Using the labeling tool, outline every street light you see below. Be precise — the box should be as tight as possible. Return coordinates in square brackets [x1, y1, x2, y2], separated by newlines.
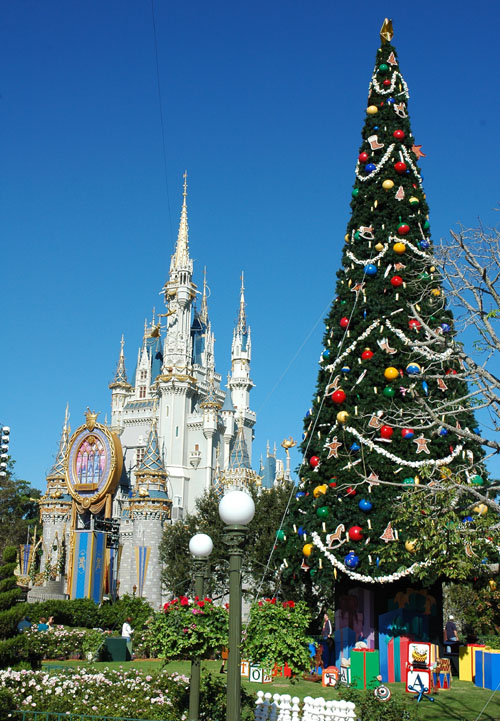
[0, 426, 10, 479]
[188, 532, 213, 721]
[218, 490, 255, 721]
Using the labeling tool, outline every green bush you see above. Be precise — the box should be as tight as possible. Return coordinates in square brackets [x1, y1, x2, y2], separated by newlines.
[0, 604, 28, 638]
[0, 635, 42, 670]
[242, 598, 312, 676]
[198, 672, 254, 721]
[477, 635, 500, 649]
[97, 594, 154, 631]
[0, 686, 14, 720]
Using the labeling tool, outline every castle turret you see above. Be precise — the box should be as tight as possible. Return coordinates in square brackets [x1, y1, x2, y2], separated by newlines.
[109, 336, 133, 430]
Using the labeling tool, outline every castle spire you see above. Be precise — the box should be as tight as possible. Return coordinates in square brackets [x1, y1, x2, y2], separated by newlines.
[172, 171, 190, 271]
[110, 335, 131, 389]
[199, 266, 209, 326]
[136, 417, 167, 478]
[47, 404, 71, 480]
[237, 271, 247, 335]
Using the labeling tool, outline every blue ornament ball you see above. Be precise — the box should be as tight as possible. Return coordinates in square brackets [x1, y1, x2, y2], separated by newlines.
[420, 240, 431, 249]
[365, 264, 377, 276]
[350, 443, 360, 453]
[296, 492, 305, 500]
[298, 526, 306, 536]
[345, 552, 360, 568]
[462, 516, 474, 524]
[359, 499, 373, 512]
[305, 408, 312, 418]
[365, 163, 376, 173]
[387, 97, 395, 104]
[439, 427, 448, 436]
[406, 362, 421, 375]
[342, 365, 351, 373]
[322, 349, 331, 361]
[441, 323, 451, 333]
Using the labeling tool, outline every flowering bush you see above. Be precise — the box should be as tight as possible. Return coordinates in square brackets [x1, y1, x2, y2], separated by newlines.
[146, 596, 228, 661]
[0, 667, 189, 719]
[242, 598, 312, 676]
[23, 626, 109, 660]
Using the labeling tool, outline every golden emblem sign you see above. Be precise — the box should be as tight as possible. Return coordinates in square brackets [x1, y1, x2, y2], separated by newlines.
[65, 410, 123, 510]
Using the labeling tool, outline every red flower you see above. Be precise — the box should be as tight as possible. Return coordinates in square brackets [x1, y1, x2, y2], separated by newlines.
[194, 596, 199, 601]
[225, 603, 230, 609]
[258, 601, 263, 607]
[196, 600, 205, 608]
[204, 597, 212, 603]
[180, 596, 189, 606]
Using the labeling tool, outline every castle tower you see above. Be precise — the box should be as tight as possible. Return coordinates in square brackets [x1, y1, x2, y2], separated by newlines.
[38, 405, 72, 580]
[109, 336, 133, 431]
[229, 273, 255, 463]
[122, 417, 171, 607]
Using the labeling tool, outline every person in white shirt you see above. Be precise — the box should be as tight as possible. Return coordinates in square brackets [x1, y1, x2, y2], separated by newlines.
[121, 617, 133, 641]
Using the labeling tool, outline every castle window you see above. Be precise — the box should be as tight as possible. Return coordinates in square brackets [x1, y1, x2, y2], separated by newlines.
[136, 447, 145, 466]
[139, 386, 146, 399]
[140, 370, 147, 380]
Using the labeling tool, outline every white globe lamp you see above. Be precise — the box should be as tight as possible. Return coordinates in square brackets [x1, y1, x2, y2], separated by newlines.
[218, 490, 255, 526]
[188, 533, 213, 558]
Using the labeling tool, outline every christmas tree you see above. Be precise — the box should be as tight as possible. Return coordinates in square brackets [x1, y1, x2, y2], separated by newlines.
[279, 20, 491, 602]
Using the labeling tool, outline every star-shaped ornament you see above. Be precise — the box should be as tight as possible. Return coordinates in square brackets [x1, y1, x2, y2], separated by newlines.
[414, 435, 430, 454]
[325, 437, 342, 459]
[368, 471, 380, 486]
[351, 281, 366, 294]
[412, 144, 426, 159]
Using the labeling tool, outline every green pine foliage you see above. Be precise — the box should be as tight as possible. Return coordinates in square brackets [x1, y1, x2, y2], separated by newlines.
[278, 35, 488, 600]
[0, 546, 38, 668]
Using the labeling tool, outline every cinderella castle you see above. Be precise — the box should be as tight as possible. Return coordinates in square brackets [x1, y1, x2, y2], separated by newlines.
[34, 176, 290, 608]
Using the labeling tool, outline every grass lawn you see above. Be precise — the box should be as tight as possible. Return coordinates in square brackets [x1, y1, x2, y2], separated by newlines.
[42, 659, 500, 721]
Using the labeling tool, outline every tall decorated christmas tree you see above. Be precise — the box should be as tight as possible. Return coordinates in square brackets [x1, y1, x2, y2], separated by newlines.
[278, 21, 492, 642]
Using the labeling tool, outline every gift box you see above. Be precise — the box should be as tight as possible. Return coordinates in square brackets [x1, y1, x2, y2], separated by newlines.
[432, 658, 451, 689]
[459, 644, 486, 682]
[350, 648, 380, 689]
[474, 648, 500, 691]
[334, 626, 356, 668]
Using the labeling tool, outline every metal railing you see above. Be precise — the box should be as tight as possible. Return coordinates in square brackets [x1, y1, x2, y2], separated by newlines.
[9, 712, 178, 721]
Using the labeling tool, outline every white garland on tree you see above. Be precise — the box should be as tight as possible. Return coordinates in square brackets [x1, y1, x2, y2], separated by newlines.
[370, 70, 410, 99]
[355, 143, 395, 183]
[343, 425, 463, 468]
[324, 320, 381, 373]
[384, 319, 454, 361]
[311, 530, 433, 583]
[401, 146, 423, 188]
[346, 245, 388, 266]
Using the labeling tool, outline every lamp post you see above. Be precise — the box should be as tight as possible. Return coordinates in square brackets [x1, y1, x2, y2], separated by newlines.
[0, 425, 10, 478]
[218, 490, 255, 721]
[188, 532, 213, 721]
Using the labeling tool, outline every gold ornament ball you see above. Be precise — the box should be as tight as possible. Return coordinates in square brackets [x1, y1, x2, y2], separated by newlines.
[367, 105, 378, 115]
[337, 411, 349, 424]
[344, 233, 350, 243]
[313, 484, 328, 498]
[375, 242, 384, 251]
[414, 475, 421, 485]
[384, 366, 399, 381]
[382, 179, 394, 190]
[473, 503, 488, 516]
[489, 579, 497, 591]
[393, 242, 406, 255]
[303, 543, 314, 557]
[430, 266, 436, 272]
[409, 196, 419, 205]
[431, 288, 441, 297]
[405, 539, 417, 553]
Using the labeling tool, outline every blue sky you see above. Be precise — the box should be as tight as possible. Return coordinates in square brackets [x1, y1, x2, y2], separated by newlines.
[2, 0, 499, 490]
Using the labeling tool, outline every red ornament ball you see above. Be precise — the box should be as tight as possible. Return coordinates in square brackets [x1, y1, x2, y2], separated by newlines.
[348, 525, 364, 541]
[331, 389, 346, 404]
[397, 223, 410, 236]
[383, 78, 391, 87]
[393, 129, 405, 140]
[361, 349, 374, 360]
[346, 487, 357, 497]
[394, 161, 407, 174]
[358, 152, 369, 163]
[401, 428, 415, 439]
[329, 478, 337, 488]
[380, 425, 394, 439]
[309, 456, 320, 468]
[340, 317, 350, 329]
[390, 275, 403, 287]
[446, 369, 458, 375]
[408, 319, 421, 330]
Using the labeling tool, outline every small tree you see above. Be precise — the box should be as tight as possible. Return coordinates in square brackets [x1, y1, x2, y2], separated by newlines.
[0, 546, 39, 668]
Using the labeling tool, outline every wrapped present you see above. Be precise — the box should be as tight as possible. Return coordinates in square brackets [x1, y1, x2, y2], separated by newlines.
[334, 626, 356, 667]
[459, 644, 486, 682]
[432, 658, 451, 689]
[350, 648, 380, 689]
[474, 648, 500, 691]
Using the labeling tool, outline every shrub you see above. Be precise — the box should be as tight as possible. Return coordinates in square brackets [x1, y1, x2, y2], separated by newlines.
[242, 598, 312, 676]
[97, 594, 154, 631]
[147, 596, 228, 661]
[199, 672, 254, 721]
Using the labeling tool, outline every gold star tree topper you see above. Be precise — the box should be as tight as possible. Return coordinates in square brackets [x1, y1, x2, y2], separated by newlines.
[380, 18, 394, 44]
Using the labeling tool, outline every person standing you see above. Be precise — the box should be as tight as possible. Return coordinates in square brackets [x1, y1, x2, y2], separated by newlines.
[121, 617, 133, 642]
[321, 612, 333, 667]
[444, 615, 459, 653]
